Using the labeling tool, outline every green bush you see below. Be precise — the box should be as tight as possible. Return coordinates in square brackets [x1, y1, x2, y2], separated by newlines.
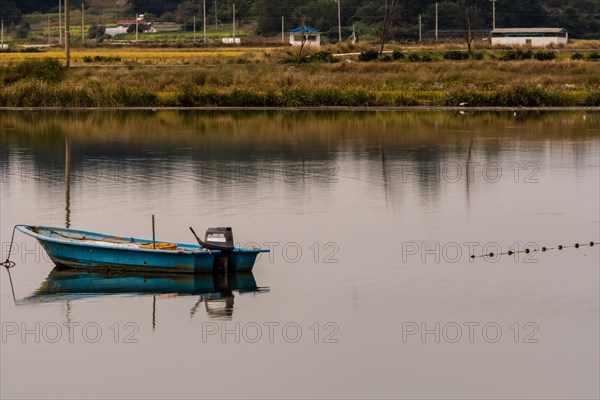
[443, 51, 469, 60]
[587, 52, 600, 61]
[421, 54, 433, 62]
[281, 51, 339, 64]
[533, 51, 556, 61]
[88, 25, 106, 40]
[358, 49, 379, 62]
[583, 90, 600, 106]
[408, 53, 420, 62]
[82, 55, 122, 63]
[306, 51, 338, 63]
[15, 58, 65, 83]
[176, 85, 378, 107]
[392, 50, 404, 60]
[473, 51, 485, 60]
[571, 52, 584, 60]
[443, 85, 575, 107]
[382, 55, 393, 62]
[495, 85, 572, 106]
[499, 49, 533, 61]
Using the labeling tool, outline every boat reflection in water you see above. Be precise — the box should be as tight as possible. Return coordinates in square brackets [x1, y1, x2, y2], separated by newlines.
[19, 267, 269, 321]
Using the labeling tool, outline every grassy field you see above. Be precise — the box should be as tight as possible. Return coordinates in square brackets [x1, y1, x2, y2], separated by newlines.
[1, 44, 599, 108]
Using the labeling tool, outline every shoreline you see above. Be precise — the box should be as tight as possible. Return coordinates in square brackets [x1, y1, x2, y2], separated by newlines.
[1, 106, 599, 112]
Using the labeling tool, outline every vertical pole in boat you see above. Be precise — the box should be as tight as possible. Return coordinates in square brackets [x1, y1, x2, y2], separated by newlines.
[152, 214, 156, 249]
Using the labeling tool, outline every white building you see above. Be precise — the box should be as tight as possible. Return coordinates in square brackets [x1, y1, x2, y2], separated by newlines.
[289, 25, 321, 47]
[491, 28, 568, 47]
[105, 26, 129, 36]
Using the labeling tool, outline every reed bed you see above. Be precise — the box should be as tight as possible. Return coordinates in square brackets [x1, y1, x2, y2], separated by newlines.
[1, 57, 598, 107]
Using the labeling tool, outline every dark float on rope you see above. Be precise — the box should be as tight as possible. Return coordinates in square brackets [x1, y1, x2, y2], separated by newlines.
[470, 241, 599, 259]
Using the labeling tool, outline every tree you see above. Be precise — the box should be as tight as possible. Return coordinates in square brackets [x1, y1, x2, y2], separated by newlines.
[175, 0, 200, 23]
[459, 0, 485, 56]
[14, 21, 30, 38]
[0, 0, 22, 22]
[297, 17, 307, 64]
[88, 25, 106, 40]
[379, 0, 399, 54]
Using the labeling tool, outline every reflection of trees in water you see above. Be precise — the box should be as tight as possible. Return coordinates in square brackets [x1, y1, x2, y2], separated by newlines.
[2, 111, 597, 204]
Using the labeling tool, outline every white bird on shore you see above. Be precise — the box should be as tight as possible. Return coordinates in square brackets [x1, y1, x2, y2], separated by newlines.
[459, 102, 468, 106]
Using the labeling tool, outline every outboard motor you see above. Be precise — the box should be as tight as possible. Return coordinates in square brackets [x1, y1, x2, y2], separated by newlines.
[205, 227, 234, 251]
[189, 226, 236, 272]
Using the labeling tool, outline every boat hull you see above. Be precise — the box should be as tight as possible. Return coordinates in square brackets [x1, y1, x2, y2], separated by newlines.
[18, 226, 216, 274]
[43, 241, 215, 273]
[17, 225, 268, 274]
[212, 251, 266, 272]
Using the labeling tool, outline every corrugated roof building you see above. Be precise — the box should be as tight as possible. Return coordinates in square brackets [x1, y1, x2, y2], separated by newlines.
[491, 28, 568, 47]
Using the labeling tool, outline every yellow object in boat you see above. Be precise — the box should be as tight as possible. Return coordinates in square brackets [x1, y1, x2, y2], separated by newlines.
[139, 243, 178, 250]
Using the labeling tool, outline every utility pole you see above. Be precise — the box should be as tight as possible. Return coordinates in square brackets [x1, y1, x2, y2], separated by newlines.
[193, 14, 196, 44]
[48, 17, 51, 43]
[1, 20, 4, 48]
[419, 14, 422, 43]
[435, 2, 438, 43]
[135, 14, 138, 41]
[337, 0, 342, 43]
[232, 3, 235, 42]
[81, 3, 84, 43]
[59, 0, 62, 44]
[65, 0, 70, 67]
[281, 16, 284, 43]
[215, 1, 218, 29]
[490, 0, 497, 30]
[203, 0, 207, 43]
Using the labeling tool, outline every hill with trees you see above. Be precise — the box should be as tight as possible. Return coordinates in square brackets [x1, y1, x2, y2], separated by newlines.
[2, 0, 598, 39]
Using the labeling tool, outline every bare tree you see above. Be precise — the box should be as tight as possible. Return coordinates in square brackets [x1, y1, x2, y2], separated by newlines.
[465, 8, 473, 56]
[462, 0, 482, 58]
[379, 0, 399, 55]
[297, 17, 307, 65]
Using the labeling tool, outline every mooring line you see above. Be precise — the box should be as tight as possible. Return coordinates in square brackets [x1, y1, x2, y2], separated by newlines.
[471, 241, 598, 259]
[1, 225, 24, 269]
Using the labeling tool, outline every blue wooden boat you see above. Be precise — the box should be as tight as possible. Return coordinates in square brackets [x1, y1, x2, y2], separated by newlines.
[17, 225, 268, 274]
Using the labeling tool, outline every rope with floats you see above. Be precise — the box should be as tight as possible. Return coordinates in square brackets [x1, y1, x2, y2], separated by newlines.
[471, 241, 598, 259]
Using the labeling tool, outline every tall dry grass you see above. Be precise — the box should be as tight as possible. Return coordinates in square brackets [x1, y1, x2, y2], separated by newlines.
[1, 56, 598, 107]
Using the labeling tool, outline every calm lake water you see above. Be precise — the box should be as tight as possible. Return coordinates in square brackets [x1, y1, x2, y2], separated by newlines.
[1, 110, 599, 399]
